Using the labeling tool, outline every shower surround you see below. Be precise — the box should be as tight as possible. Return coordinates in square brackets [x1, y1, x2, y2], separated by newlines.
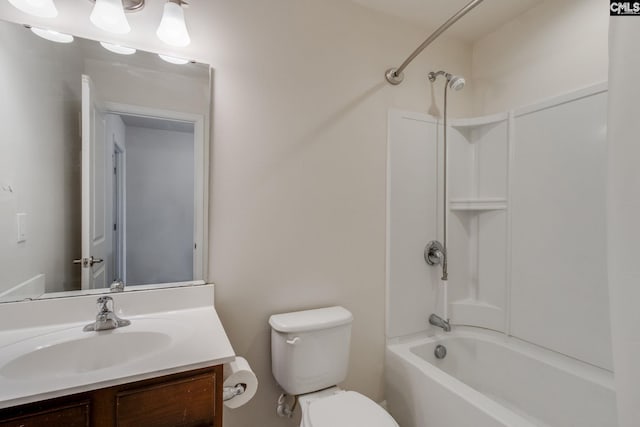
[385, 83, 613, 426]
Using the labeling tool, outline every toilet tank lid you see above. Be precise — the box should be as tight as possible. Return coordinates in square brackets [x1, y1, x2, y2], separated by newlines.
[269, 306, 353, 333]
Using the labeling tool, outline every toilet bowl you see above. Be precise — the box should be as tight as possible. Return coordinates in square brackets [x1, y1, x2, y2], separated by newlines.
[298, 387, 398, 427]
[269, 306, 398, 427]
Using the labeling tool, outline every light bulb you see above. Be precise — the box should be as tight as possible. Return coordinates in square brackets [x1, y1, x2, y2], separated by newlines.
[158, 54, 189, 65]
[8, 0, 58, 18]
[30, 27, 73, 43]
[156, 1, 191, 47]
[90, 0, 131, 34]
[100, 41, 136, 55]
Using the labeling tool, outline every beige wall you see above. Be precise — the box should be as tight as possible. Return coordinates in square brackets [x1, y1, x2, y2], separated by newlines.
[206, 2, 470, 426]
[471, 0, 608, 115]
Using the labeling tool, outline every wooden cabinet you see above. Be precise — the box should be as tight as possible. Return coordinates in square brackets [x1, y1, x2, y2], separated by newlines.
[0, 401, 90, 427]
[115, 371, 217, 427]
[0, 365, 223, 427]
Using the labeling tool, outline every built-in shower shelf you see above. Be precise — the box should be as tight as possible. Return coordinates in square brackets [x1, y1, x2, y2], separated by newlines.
[450, 112, 509, 129]
[449, 198, 507, 211]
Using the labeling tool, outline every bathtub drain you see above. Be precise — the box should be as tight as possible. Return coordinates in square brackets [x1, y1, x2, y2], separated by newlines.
[434, 344, 447, 359]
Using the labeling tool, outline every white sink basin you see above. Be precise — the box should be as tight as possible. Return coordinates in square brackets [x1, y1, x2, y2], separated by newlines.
[0, 318, 186, 380]
[0, 285, 236, 410]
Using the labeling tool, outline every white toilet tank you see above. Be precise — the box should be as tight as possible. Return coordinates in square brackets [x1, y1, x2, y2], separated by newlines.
[269, 306, 353, 396]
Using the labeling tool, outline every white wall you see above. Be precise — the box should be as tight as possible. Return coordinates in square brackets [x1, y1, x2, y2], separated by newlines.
[0, 22, 82, 295]
[388, 87, 612, 375]
[510, 89, 611, 370]
[386, 111, 442, 339]
[607, 17, 640, 427]
[463, 0, 612, 372]
[471, 0, 608, 115]
[125, 126, 194, 286]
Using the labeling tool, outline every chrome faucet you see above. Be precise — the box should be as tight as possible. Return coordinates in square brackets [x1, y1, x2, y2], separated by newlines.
[110, 279, 125, 292]
[83, 296, 131, 332]
[429, 313, 451, 332]
[425, 240, 448, 281]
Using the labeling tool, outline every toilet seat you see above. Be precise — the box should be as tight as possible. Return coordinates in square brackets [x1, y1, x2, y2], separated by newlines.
[303, 391, 398, 427]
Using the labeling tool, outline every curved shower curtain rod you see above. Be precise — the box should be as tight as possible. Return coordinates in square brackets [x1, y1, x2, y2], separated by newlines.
[385, 0, 485, 85]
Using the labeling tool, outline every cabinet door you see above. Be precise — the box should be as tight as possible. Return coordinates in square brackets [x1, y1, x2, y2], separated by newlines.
[0, 401, 90, 427]
[116, 371, 217, 427]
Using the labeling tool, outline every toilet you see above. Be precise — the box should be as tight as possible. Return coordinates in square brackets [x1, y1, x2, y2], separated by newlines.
[269, 306, 398, 427]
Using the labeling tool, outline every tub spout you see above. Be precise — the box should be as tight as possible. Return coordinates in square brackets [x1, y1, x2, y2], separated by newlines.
[429, 313, 451, 332]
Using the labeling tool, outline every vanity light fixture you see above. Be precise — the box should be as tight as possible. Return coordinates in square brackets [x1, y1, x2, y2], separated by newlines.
[7, 0, 58, 18]
[158, 53, 189, 65]
[89, 0, 145, 34]
[30, 26, 74, 43]
[100, 41, 136, 55]
[12, 0, 194, 50]
[156, 0, 191, 47]
[90, 0, 130, 34]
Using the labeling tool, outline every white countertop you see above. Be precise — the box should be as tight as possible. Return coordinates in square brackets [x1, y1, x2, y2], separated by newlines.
[0, 284, 235, 409]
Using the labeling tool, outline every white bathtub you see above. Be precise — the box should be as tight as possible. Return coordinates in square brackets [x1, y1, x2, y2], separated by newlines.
[385, 328, 617, 427]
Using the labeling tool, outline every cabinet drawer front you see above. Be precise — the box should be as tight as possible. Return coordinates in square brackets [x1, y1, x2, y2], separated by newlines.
[116, 372, 216, 427]
[0, 401, 89, 427]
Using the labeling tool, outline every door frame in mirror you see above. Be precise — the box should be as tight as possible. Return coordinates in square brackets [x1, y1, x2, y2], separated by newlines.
[101, 101, 209, 284]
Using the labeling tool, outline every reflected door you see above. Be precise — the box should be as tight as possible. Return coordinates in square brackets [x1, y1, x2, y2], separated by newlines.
[80, 75, 108, 290]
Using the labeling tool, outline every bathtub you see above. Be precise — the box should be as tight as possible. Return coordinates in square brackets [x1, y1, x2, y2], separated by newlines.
[385, 328, 617, 427]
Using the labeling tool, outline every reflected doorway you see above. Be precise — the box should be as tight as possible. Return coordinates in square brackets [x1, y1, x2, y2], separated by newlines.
[104, 113, 196, 287]
[81, 75, 205, 290]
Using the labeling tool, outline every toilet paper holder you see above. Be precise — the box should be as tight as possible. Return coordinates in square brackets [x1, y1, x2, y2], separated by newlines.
[223, 383, 247, 401]
[223, 356, 258, 408]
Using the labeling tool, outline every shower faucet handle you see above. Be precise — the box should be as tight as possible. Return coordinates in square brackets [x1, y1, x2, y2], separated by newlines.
[425, 240, 445, 265]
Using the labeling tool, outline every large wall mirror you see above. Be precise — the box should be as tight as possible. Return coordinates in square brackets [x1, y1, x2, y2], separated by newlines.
[0, 19, 211, 303]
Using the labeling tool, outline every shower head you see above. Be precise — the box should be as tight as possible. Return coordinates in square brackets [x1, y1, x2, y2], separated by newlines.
[428, 70, 466, 91]
[448, 75, 465, 91]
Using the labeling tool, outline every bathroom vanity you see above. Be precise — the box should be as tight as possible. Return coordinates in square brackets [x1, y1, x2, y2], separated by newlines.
[0, 365, 223, 426]
[0, 285, 235, 427]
